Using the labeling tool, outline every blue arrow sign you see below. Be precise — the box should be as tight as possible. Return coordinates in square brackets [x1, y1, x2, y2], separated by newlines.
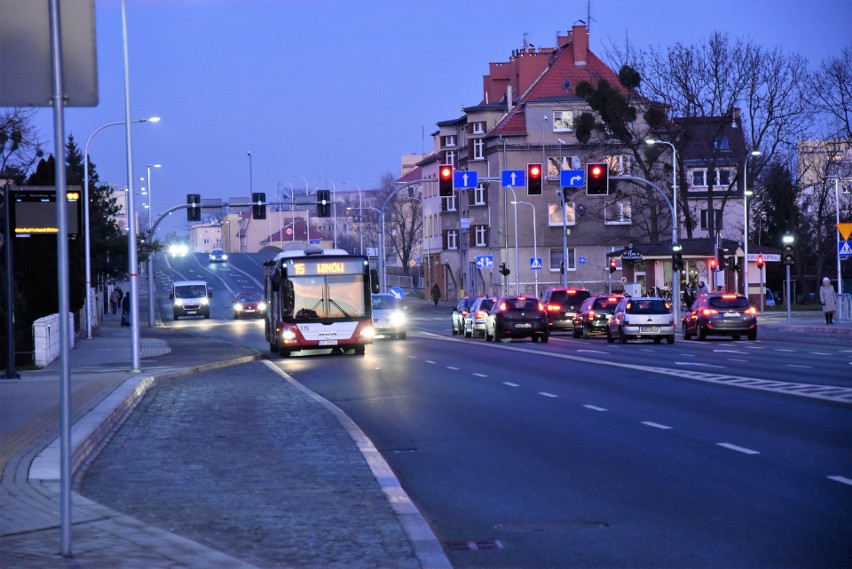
[560, 169, 585, 188]
[454, 171, 478, 189]
[476, 255, 494, 268]
[502, 169, 526, 187]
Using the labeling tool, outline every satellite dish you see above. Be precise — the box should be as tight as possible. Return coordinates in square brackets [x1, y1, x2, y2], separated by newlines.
[571, 155, 581, 169]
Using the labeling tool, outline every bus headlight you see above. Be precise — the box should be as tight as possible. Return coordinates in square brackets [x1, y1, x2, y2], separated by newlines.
[360, 326, 375, 339]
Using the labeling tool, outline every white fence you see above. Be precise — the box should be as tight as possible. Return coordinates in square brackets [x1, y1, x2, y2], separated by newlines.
[32, 312, 75, 368]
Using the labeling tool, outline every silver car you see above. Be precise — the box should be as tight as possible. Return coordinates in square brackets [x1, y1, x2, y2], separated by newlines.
[371, 293, 406, 339]
[606, 296, 675, 344]
[463, 296, 498, 339]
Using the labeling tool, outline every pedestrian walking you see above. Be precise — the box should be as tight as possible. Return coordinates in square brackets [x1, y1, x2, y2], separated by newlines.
[109, 288, 120, 314]
[697, 281, 708, 295]
[431, 283, 440, 306]
[819, 277, 837, 325]
[121, 292, 131, 327]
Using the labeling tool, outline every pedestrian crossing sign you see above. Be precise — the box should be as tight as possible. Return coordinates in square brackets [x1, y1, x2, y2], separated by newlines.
[530, 257, 543, 270]
[839, 240, 852, 257]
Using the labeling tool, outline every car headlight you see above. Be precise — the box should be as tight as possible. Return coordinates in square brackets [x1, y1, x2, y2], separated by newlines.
[234, 302, 244, 311]
[257, 302, 267, 311]
[390, 312, 405, 326]
[222, 254, 228, 260]
[200, 297, 209, 306]
[174, 299, 184, 307]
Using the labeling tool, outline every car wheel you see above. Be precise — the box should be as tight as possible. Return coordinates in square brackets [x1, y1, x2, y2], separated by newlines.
[748, 329, 757, 341]
[464, 326, 472, 338]
[531, 335, 540, 343]
[269, 342, 279, 354]
[732, 334, 741, 341]
[204, 313, 210, 319]
[606, 327, 614, 343]
[667, 335, 675, 344]
[541, 333, 549, 344]
[654, 337, 662, 344]
[452, 323, 459, 336]
[233, 313, 239, 320]
[572, 325, 581, 338]
[618, 327, 627, 344]
[279, 349, 291, 358]
[173, 312, 179, 321]
[698, 325, 707, 341]
[353, 345, 366, 355]
[682, 322, 692, 340]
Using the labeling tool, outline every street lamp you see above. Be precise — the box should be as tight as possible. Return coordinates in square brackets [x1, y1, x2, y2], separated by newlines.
[506, 186, 520, 294]
[342, 181, 363, 254]
[319, 176, 337, 248]
[743, 150, 762, 300]
[145, 163, 161, 327]
[512, 200, 538, 297]
[646, 139, 681, 323]
[82, 117, 159, 339]
[247, 151, 253, 195]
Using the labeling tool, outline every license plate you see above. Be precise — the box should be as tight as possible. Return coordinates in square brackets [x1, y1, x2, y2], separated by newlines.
[187, 311, 197, 315]
[642, 326, 660, 333]
[515, 323, 532, 328]
[375, 319, 387, 327]
[245, 309, 255, 313]
[724, 311, 740, 317]
[319, 340, 338, 346]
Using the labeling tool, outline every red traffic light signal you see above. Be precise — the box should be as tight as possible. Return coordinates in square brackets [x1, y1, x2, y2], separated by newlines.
[586, 162, 609, 195]
[756, 255, 765, 269]
[527, 163, 542, 195]
[439, 165, 453, 197]
[708, 257, 718, 271]
[609, 259, 617, 273]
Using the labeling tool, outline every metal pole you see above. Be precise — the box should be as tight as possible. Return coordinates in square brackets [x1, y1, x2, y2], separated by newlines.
[785, 264, 792, 325]
[146, 164, 160, 328]
[506, 186, 519, 294]
[122, 0, 141, 372]
[759, 263, 764, 313]
[2, 183, 18, 379]
[837, 177, 843, 294]
[561, 189, 568, 287]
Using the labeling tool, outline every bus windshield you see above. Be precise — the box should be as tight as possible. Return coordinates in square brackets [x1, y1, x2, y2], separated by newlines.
[288, 274, 366, 319]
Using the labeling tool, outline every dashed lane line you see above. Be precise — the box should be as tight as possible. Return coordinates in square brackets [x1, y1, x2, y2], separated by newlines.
[828, 476, 852, 487]
[583, 405, 608, 412]
[717, 443, 760, 455]
[503, 382, 520, 387]
[642, 421, 673, 430]
[539, 392, 558, 398]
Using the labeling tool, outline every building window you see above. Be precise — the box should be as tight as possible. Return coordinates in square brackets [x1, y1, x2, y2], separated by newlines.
[605, 154, 632, 175]
[441, 135, 456, 148]
[442, 194, 457, 212]
[604, 199, 632, 224]
[553, 110, 574, 131]
[549, 247, 575, 272]
[472, 184, 486, 205]
[548, 200, 576, 226]
[547, 155, 571, 177]
[713, 136, 730, 151]
[691, 168, 735, 189]
[472, 138, 485, 160]
[444, 229, 458, 250]
[716, 168, 733, 187]
[472, 121, 486, 134]
[473, 225, 488, 247]
[700, 209, 723, 231]
[442, 150, 456, 165]
[692, 169, 707, 187]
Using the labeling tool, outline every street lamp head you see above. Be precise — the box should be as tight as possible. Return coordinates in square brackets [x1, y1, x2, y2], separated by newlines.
[142, 116, 161, 123]
[148, 163, 162, 168]
[782, 233, 795, 245]
[645, 139, 658, 145]
[750, 150, 762, 157]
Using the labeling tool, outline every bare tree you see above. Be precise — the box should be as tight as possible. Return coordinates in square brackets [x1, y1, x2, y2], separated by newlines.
[0, 108, 43, 180]
[810, 47, 852, 139]
[365, 173, 423, 273]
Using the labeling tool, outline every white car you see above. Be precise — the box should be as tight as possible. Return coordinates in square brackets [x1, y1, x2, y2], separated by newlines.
[606, 296, 675, 344]
[371, 293, 406, 339]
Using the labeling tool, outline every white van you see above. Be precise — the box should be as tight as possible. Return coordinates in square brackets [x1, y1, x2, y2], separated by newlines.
[170, 280, 212, 320]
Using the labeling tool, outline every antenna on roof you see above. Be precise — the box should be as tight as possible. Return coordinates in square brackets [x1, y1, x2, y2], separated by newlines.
[523, 32, 535, 50]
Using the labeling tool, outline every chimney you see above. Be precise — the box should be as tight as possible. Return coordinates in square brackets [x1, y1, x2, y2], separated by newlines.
[572, 24, 588, 67]
[507, 83, 513, 114]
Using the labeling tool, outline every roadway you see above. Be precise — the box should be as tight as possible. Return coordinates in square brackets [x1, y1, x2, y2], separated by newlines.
[103, 251, 852, 567]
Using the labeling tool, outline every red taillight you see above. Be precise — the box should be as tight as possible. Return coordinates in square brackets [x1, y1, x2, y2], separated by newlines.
[722, 293, 738, 299]
[745, 307, 757, 315]
[586, 310, 596, 321]
[607, 297, 617, 302]
[475, 310, 487, 319]
[498, 302, 508, 312]
[546, 303, 560, 312]
[701, 308, 718, 316]
[461, 310, 469, 316]
[538, 302, 545, 312]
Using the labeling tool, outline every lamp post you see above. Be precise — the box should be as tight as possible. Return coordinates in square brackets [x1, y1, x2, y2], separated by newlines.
[782, 233, 794, 325]
[646, 139, 681, 323]
[320, 176, 337, 248]
[743, 150, 761, 300]
[145, 163, 161, 327]
[506, 186, 520, 294]
[343, 182, 363, 254]
[512, 200, 538, 297]
[82, 117, 159, 339]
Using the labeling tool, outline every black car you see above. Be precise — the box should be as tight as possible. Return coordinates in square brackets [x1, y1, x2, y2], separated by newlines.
[572, 294, 623, 338]
[451, 296, 478, 335]
[541, 287, 591, 331]
[682, 292, 758, 341]
[485, 295, 549, 343]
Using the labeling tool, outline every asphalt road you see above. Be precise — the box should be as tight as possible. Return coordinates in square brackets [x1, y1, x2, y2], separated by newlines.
[85, 252, 852, 568]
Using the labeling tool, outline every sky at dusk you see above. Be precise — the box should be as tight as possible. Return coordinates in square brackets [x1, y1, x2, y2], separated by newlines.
[20, 0, 852, 234]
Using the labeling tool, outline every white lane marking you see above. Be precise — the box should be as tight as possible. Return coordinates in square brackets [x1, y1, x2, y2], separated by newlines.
[810, 352, 831, 356]
[827, 475, 852, 487]
[785, 364, 813, 369]
[408, 355, 418, 359]
[425, 360, 436, 364]
[583, 405, 607, 412]
[473, 373, 488, 378]
[447, 366, 459, 371]
[713, 349, 749, 355]
[674, 362, 725, 368]
[577, 349, 607, 354]
[717, 443, 760, 455]
[773, 348, 796, 353]
[641, 421, 673, 430]
[503, 382, 520, 387]
[539, 392, 558, 398]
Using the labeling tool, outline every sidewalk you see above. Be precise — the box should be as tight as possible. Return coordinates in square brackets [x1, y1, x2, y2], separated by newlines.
[0, 312, 449, 569]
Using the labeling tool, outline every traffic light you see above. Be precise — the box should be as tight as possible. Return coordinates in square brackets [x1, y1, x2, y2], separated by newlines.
[439, 164, 453, 197]
[708, 257, 718, 271]
[672, 251, 684, 272]
[251, 192, 266, 220]
[586, 162, 609, 195]
[716, 248, 726, 271]
[609, 258, 617, 273]
[726, 256, 737, 272]
[527, 163, 542, 195]
[498, 262, 510, 277]
[317, 189, 331, 217]
[782, 243, 794, 265]
[186, 193, 201, 221]
[756, 255, 765, 270]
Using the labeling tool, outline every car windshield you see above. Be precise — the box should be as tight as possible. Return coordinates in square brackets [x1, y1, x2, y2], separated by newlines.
[708, 296, 750, 310]
[505, 298, 540, 311]
[175, 285, 207, 298]
[237, 293, 262, 302]
[372, 296, 399, 310]
[549, 290, 589, 307]
[626, 299, 669, 314]
[479, 298, 496, 311]
[592, 297, 620, 311]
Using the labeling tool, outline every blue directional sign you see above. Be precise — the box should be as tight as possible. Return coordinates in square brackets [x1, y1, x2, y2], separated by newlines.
[388, 286, 405, 300]
[476, 255, 494, 268]
[502, 169, 526, 187]
[560, 169, 585, 188]
[454, 170, 478, 189]
[530, 257, 543, 270]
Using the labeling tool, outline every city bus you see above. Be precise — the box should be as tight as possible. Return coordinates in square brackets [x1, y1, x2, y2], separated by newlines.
[263, 248, 379, 357]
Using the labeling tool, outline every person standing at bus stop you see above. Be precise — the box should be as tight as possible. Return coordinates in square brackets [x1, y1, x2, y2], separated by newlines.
[820, 277, 837, 325]
[431, 283, 440, 306]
